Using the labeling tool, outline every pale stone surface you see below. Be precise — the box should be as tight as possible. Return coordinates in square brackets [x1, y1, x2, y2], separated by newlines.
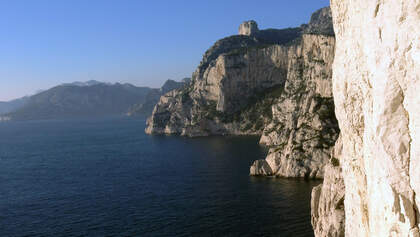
[145, 44, 291, 137]
[146, 7, 339, 179]
[145, 26, 298, 137]
[238, 20, 259, 36]
[254, 34, 338, 178]
[320, 0, 420, 236]
[311, 135, 345, 237]
[249, 159, 273, 176]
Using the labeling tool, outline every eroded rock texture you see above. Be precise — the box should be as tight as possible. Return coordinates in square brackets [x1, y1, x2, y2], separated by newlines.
[146, 7, 339, 178]
[311, 135, 345, 237]
[145, 26, 302, 136]
[253, 33, 339, 179]
[314, 0, 420, 236]
[250, 7, 339, 178]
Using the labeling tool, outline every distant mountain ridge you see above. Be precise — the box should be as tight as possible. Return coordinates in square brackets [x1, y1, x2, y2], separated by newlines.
[1, 79, 187, 121]
[61, 80, 107, 87]
[0, 96, 30, 114]
[4, 81, 152, 121]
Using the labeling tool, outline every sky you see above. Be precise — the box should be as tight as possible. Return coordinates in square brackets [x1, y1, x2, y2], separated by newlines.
[0, 0, 329, 101]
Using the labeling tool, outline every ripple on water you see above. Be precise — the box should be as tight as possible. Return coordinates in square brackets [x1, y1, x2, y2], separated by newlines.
[0, 117, 319, 237]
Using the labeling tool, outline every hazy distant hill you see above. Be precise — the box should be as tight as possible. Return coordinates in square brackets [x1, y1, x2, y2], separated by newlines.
[7, 82, 153, 120]
[61, 80, 106, 87]
[0, 97, 30, 114]
[127, 79, 189, 117]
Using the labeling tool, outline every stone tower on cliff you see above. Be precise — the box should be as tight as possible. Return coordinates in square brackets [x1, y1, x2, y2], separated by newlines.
[238, 20, 259, 36]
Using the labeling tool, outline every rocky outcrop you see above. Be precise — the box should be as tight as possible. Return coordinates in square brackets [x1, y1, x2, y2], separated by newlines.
[145, 26, 302, 136]
[239, 20, 259, 36]
[311, 0, 420, 236]
[251, 33, 339, 179]
[249, 7, 339, 179]
[311, 135, 345, 237]
[146, 7, 339, 178]
[127, 79, 189, 117]
[303, 7, 334, 36]
[249, 159, 273, 176]
[145, 43, 288, 136]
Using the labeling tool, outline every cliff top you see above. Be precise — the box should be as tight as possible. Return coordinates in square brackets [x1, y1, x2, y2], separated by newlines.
[196, 7, 333, 75]
[303, 7, 334, 35]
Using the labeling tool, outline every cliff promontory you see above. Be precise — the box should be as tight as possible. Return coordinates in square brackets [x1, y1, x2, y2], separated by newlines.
[127, 79, 189, 117]
[146, 7, 339, 178]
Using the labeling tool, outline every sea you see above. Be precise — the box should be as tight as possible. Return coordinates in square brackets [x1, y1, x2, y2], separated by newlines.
[0, 117, 319, 237]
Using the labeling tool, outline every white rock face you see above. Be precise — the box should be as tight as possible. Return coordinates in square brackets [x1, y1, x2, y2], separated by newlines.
[145, 44, 291, 137]
[238, 20, 259, 36]
[311, 135, 345, 237]
[325, 0, 420, 236]
[249, 159, 273, 176]
[251, 34, 339, 179]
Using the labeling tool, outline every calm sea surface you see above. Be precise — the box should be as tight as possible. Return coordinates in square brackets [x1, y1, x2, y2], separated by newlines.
[0, 117, 319, 237]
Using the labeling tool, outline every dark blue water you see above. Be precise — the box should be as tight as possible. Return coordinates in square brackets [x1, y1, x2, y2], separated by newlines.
[0, 117, 318, 237]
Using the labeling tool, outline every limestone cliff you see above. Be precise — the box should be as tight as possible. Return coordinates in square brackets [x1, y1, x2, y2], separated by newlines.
[250, 7, 339, 179]
[311, 0, 420, 236]
[251, 33, 339, 179]
[311, 135, 345, 237]
[145, 26, 302, 136]
[145, 43, 291, 136]
[146, 7, 339, 178]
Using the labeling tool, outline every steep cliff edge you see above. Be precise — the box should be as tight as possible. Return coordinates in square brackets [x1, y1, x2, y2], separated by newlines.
[251, 33, 339, 179]
[311, 0, 420, 236]
[145, 26, 301, 136]
[311, 135, 345, 237]
[146, 7, 339, 178]
[250, 7, 339, 179]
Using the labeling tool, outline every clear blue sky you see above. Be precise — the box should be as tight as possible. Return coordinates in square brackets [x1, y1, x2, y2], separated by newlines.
[0, 0, 329, 101]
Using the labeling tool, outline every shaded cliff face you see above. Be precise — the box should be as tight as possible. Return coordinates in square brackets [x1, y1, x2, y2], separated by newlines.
[311, 1, 420, 236]
[252, 34, 339, 179]
[146, 7, 339, 178]
[311, 135, 345, 237]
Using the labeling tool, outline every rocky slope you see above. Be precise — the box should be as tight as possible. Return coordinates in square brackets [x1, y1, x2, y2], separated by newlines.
[127, 79, 189, 117]
[146, 7, 339, 178]
[311, 135, 345, 237]
[311, 0, 420, 236]
[250, 7, 339, 178]
[250, 33, 338, 179]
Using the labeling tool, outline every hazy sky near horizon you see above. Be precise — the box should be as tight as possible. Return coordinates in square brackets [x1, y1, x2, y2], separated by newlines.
[0, 0, 329, 101]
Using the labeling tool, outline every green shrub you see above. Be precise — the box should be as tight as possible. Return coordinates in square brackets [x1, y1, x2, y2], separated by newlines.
[331, 157, 340, 167]
[254, 119, 264, 130]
